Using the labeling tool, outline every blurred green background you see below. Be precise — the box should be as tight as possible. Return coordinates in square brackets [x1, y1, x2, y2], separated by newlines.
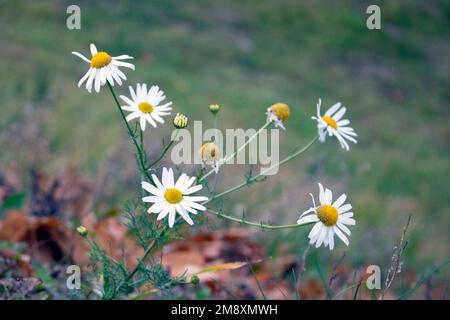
[0, 0, 449, 286]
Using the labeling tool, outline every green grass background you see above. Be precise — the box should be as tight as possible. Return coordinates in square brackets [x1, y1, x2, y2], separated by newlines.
[0, 0, 449, 288]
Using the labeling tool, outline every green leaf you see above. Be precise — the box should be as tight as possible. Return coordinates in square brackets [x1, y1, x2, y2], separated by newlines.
[2, 192, 26, 209]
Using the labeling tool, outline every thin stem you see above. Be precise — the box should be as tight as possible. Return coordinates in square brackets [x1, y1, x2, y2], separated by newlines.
[112, 239, 156, 298]
[148, 129, 179, 168]
[207, 209, 315, 230]
[199, 121, 271, 182]
[204, 135, 319, 204]
[107, 82, 150, 181]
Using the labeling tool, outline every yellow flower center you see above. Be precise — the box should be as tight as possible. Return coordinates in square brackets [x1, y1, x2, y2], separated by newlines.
[164, 188, 183, 204]
[90, 52, 112, 68]
[316, 205, 338, 226]
[138, 102, 154, 113]
[322, 115, 337, 129]
[270, 103, 290, 122]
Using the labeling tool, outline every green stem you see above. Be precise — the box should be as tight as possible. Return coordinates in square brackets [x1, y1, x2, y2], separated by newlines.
[107, 82, 150, 181]
[112, 239, 157, 299]
[204, 135, 319, 204]
[148, 130, 179, 168]
[199, 121, 271, 182]
[207, 209, 315, 230]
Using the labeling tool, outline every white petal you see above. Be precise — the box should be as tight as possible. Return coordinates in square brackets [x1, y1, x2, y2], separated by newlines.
[167, 168, 175, 188]
[183, 185, 203, 195]
[315, 227, 328, 248]
[119, 95, 136, 107]
[308, 221, 322, 239]
[121, 106, 136, 112]
[334, 226, 349, 246]
[72, 51, 90, 63]
[333, 193, 347, 209]
[297, 214, 319, 225]
[168, 207, 176, 228]
[181, 176, 196, 190]
[140, 116, 146, 131]
[180, 201, 198, 215]
[146, 114, 158, 128]
[183, 200, 206, 211]
[151, 174, 164, 190]
[337, 204, 352, 214]
[324, 188, 333, 205]
[340, 212, 354, 219]
[337, 222, 351, 236]
[113, 54, 134, 60]
[175, 204, 194, 225]
[126, 111, 141, 122]
[309, 223, 323, 243]
[148, 201, 166, 214]
[156, 207, 170, 220]
[328, 228, 335, 250]
[90, 43, 98, 56]
[318, 183, 326, 204]
[325, 102, 341, 117]
[112, 59, 135, 70]
[175, 174, 189, 190]
[184, 196, 208, 202]
[142, 195, 161, 203]
[77, 69, 92, 87]
[142, 181, 163, 196]
[339, 217, 356, 225]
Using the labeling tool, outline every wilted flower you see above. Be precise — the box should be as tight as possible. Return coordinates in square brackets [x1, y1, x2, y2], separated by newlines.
[266, 102, 290, 129]
[72, 43, 134, 93]
[297, 183, 355, 250]
[142, 168, 208, 228]
[199, 142, 221, 173]
[173, 113, 188, 128]
[120, 83, 172, 131]
[312, 99, 357, 151]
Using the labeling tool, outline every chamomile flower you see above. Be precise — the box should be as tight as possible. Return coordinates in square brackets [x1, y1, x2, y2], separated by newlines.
[312, 99, 357, 151]
[72, 43, 134, 93]
[120, 83, 173, 131]
[266, 103, 290, 130]
[199, 142, 221, 173]
[142, 168, 208, 228]
[297, 183, 355, 250]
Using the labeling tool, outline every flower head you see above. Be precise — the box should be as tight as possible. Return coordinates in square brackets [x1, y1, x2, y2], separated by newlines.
[297, 183, 355, 250]
[199, 142, 220, 164]
[142, 168, 208, 228]
[312, 99, 357, 151]
[120, 83, 172, 131]
[209, 104, 220, 114]
[72, 43, 134, 93]
[266, 103, 290, 129]
[173, 113, 188, 129]
[76, 226, 88, 237]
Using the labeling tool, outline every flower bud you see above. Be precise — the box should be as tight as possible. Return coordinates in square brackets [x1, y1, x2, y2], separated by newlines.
[76, 226, 88, 237]
[173, 113, 188, 129]
[209, 104, 220, 114]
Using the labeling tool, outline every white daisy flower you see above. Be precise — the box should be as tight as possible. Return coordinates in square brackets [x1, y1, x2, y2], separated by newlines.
[297, 183, 355, 250]
[120, 83, 173, 131]
[312, 99, 357, 151]
[142, 168, 208, 228]
[72, 43, 135, 93]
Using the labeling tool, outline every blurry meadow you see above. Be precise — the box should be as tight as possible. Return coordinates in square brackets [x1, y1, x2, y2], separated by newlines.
[0, 0, 449, 299]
